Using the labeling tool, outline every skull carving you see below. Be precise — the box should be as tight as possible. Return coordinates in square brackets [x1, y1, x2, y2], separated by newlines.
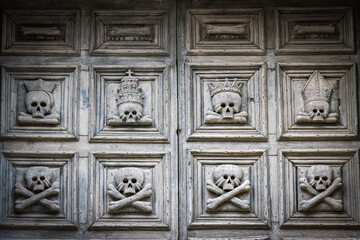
[115, 168, 144, 196]
[118, 102, 143, 123]
[25, 91, 52, 118]
[213, 165, 242, 191]
[212, 92, 241, 119]
[307, 165, 333, 191]
[25, 167, 52, 193]
[305, 101, 330, 122]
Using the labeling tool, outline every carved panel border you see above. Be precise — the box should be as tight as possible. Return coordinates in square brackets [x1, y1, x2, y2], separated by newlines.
[90, 10, 169, 56]
[1, 10, 80, 56]
[279, 149, 360, 228]
[0, 151, 78, 229]
[187, 9, 265, 55]
[187, 150, 269, 229]
[89, 65, 170, 143]
[275, 7, 354, 55]
[0, 65, 79, 140]
[186, 63, 267, 141]
[277, 63, 358, 140]
[88, 152, 171, 230]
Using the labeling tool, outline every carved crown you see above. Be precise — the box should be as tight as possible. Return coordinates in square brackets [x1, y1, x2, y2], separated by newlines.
[24, 79, 56, 93]
[116, 69, 144, 106]
[208, 79, 243, 97]
[303, 71, 332, 104]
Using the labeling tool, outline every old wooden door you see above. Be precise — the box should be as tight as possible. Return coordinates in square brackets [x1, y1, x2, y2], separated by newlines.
[1, 0, 360, 239]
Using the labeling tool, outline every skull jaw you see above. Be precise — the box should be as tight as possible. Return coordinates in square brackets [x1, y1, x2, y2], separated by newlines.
[32, 112, 45, 118]
[315, 184, 327, 191]
[125, 117, 137, 123]
[222, 183, 235, 191]
[312, 115, 325, 122]
[33, 184, 45, 192]
[221, 112, 234, 119]
[124, 187, 136, 196]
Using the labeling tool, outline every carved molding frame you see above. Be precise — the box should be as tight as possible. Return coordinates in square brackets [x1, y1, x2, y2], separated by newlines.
[88, 152, 171, 230]
[279, 149, 360, 228]
[0, 151, 78, 229]
[187, 150, 270, 229]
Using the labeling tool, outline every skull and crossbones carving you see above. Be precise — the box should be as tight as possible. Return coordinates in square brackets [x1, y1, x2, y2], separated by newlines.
[18, 79, 60, 125]
[299, 165, 343, 211]
[206, 165, 251, 211]
[15, 167, 60, 212]
[107, 168, 152, 213]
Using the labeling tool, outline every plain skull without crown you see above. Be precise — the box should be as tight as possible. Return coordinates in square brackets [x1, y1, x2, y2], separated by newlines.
[307, 165, 333, 191]
[213, 164, 243, 191]
[25, 167, 52, 193]
[305, 101, 330, 122]
[115, 168, 144, 196]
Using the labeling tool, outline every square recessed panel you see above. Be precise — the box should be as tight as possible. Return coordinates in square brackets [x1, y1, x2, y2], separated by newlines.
[186, 63, 267, 141]
[0, 65, 79, 140]
[89, 152, 171, 230]
[1, 10, 80, 56]
[275, 7, 354, 54]
[89, 65, 170, 143]
[91, 10, 169, 56]
[279, 149, 360, 228]
[187, 150, 269, 229]
[187, 9, 265, 55]
[0, 151, 78, 229]
[277, 63, 357, 140]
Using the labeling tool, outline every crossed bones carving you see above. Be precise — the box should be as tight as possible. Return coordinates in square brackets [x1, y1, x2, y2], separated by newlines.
[206, 165, 251, 211]
[107, 168, 152, 213]
[15, 167, 60, 212]
[299, 165, 343, 211]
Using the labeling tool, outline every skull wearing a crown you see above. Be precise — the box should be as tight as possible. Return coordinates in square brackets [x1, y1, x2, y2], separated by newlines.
[212, 92, 242, 119]
[25, 91, 52, 118]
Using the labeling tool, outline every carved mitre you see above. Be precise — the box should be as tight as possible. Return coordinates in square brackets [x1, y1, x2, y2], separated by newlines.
[303, 71, 332, 105]
[24, 79, 56, 93]
[116, 69, 144, 106]
[208, 79, 243, 97]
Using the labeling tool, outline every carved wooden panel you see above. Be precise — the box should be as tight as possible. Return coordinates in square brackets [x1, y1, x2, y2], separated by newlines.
[89, 65, 170, 142]
[276, 7, 354, 54]
[89, 152, 171, 229]
[279, 149, 360, 228]
[187, 150, 269, 229]
[1, 10, 80, 56]
[0, 65, 79, 140]
[186, 63, 267, 141]
[0, 151, 78, 229]
[187, 9, 264, 55]
[91, 10, 169, 56]
[277, 63, 357, 140]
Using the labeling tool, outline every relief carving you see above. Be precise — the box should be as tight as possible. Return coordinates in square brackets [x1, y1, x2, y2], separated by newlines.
[108, 69, 153, 126]
[292, 24, 337, 39]
[15, 167, 60, 213]
[296, 71, 338, 124]
[205, 80, 248, 124]
[206, 165, 251, 211]
[107, 167, 152, 213]
[202, 23, 248, 40]
[18, 25, 65, 41]
[107, 25, 153, 41]
[17, 79, 60, 125]
[299, 165, 343, 211]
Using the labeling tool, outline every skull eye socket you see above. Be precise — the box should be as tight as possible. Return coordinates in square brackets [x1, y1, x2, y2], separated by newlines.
[123, 178, 129, 183]
[319, 109, 324, 113]
[229, 103, 234, 107]
[40, 102, 47, 107]
[132, 111, 137, 115]
[32, 176, 37, 181]
[31, 102, 37, 107]
[40, 176, 45, 181]
[322, 176, 328, 181]
[221, 103, 226, 108]
[223, 175, 228, 179]
[313, 109, 317, 113]
[314, 176, 320, 181]
[131, 178, 137, 183]
[124, 111, 129, 115]
[231, 175, 235, 180]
